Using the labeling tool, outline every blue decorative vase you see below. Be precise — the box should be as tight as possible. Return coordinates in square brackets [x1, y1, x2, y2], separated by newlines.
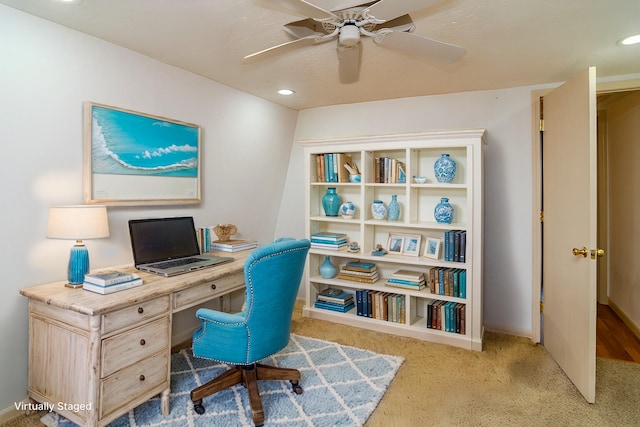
[434, 153, 457, 183]
[322, 187, 341, 216]
[434, 197, 454, 224]
[388, 195, 400, 221]
[319, 255, 337, 279]
[371, 200, 386, 220]
[339, 201, 355, 218]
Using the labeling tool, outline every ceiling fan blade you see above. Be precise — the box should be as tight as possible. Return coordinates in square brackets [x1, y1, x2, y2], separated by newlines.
[375, 30, 466, 63]
[338, 43, 362, 84]
[243, 36, 320, 63]
[365, 0, 444, 22]
[261, 0, 339, 20]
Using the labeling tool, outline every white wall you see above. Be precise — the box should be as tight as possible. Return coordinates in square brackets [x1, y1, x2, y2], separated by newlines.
[0, 5, 298, 414]
[278, 89, 538, 336]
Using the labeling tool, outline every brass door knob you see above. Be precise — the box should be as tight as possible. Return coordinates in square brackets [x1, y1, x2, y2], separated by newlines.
[591, 249, 605, 259]
[572, 247, 588, 257]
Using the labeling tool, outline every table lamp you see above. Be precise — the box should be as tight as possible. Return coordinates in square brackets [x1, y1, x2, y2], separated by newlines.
[46, 205, 110, 288]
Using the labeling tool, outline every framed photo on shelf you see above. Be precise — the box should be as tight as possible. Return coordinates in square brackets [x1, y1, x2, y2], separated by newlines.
[83, 102, 202, 206]
[402, 234, 422, 256]
[423, 237, 441, 259]
[386, 234, 404, 254]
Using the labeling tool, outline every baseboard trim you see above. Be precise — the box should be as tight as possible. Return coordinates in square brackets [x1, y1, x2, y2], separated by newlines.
[484, 322, 532, 339]
[0, 398, 28, 424]
[608, 300, 640, 340]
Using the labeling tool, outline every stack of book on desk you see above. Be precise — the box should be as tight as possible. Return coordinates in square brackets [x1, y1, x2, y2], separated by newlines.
[83, 271, 143, 295]
[310, 232, 348, 251]
[337, 261, 379, 283]
[384, 269, 426, 291]
[314, 288, 355, 313]
[210, 239, 258, 252]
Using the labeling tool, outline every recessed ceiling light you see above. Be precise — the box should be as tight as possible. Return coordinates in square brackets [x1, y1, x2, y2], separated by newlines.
[618, 34, 640, 45]
[278, 89, 295, 96]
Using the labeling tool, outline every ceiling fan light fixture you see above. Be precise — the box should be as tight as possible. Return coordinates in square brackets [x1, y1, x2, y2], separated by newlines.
[339, 25, 361, 47]
[277, 89, 295, 95]
[618, 34, 640, 45]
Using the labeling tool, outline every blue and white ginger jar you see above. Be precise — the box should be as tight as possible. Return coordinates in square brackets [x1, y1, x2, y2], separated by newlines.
[434, 197, 454, 224]
[434, 154, 457, 183]
[371, 200, 386, 220]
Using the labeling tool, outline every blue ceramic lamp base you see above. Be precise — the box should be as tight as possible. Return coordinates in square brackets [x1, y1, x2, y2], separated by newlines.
[66, 241, 89, 288]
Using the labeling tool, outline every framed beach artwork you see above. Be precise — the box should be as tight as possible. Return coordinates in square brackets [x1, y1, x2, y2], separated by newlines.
[423, 237, 441, 259]
[386, 234, 404, 254]
[83, 102, 202, 206]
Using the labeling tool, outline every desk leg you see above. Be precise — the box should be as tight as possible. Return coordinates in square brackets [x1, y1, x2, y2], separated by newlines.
[161, 387, 170, 415]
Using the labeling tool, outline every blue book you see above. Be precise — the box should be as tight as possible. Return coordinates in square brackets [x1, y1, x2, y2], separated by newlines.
[356, 290, 363, 316]
[314, 300, 355, 313]
[459, 270, 466, 299]
[452, 269, 460, 298]
[459, 231, 467, 263]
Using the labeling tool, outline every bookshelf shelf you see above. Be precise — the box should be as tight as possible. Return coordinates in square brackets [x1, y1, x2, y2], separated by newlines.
[301, 130, 486, 351]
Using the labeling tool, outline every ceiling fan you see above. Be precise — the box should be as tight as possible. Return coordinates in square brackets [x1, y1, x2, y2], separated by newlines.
[243, 0, 467, 83]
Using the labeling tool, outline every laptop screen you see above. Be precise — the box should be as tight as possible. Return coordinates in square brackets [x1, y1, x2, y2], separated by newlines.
[129, 217, 201, 265]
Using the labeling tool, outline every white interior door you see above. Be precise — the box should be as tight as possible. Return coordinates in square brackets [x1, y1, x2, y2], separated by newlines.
[542, 67, 597, 403]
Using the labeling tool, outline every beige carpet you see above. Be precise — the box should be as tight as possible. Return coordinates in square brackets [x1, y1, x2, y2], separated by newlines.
[5, 300, 640, 426]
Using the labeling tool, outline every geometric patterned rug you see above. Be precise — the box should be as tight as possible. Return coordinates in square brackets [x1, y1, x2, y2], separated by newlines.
[41, 334, 403, 426]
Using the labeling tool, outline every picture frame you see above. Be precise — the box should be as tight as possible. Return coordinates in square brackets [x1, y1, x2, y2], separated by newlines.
[386, 234, 405, 254]
[402, 234, 422, 256]
[83, 102, 202, 206]
[423, 237, 442, 259]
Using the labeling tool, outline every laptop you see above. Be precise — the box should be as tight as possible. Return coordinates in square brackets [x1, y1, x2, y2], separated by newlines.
[128, 216, 233, 277]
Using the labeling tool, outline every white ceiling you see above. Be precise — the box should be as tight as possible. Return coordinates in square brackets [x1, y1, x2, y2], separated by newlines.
[2, 0, 639, 110]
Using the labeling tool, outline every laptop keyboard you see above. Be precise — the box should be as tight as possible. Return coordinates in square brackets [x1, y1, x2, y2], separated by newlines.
[149, 257, 201, 269]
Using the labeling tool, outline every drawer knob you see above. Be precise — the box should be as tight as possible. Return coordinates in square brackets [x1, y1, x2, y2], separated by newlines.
[211, 284, 217, 290]
[139, 375, 145, 381]
[138, 307, 144, 314]
[140, 339, 146, 346]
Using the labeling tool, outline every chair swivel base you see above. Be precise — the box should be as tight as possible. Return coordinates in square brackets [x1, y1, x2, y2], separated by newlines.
[190, 363, 303, 426]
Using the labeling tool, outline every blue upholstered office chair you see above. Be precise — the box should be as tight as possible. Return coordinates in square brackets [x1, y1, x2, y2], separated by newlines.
[190, 238, 310, 426]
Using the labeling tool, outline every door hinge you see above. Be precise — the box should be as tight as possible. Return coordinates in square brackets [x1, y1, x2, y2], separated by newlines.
[539, 119, 544, 131]
[540, 211, 544, 223]
[540, 302, 544, 313]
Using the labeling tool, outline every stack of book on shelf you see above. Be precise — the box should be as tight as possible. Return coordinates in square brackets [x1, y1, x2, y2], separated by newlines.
[355, 290, 406, 323]
[443, 230, 466, 262]
[310, 232, 348, 251]
[83, 271, 143, 295]
[426, 300, 466, 335]
[314, 288, 355, 313]
[427, 267, 466, 298]
[384, 269, 426, 290]
[337, 261, 379, 283]
[210, 239, 258, 252]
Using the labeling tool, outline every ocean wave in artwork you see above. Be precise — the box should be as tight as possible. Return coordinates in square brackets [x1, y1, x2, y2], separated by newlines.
[91, 106, 199, 177]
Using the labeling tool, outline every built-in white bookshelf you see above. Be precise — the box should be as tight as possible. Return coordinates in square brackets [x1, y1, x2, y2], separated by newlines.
[301, 129, 486, 351]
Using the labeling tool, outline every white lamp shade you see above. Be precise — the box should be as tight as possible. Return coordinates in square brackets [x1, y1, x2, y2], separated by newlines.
[47, 205, 110, 240]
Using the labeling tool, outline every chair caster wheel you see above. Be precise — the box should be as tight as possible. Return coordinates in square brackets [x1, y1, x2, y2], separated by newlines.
[194, 403, 205, 415]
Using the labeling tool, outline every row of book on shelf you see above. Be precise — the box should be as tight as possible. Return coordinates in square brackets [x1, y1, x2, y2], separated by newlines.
[426, 300, 466, 335]
[374, 156, 406, 184]
[315, 153, 356, 183]
[313, 287, 406, 324]
[196, 227, 258, 253]
[82, 271, 143, 295]
[444, 230, 466, 262]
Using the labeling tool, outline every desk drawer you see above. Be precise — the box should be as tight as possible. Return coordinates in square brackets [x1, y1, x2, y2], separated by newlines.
[173, 273, 244, 311]
[102, 295, 170, 334]
[100, 351, 168, 420]
[101, 316, 170, 377]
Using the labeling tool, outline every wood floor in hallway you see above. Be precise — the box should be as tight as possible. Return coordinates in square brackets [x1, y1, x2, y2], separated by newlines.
[596, 303, 640, 363]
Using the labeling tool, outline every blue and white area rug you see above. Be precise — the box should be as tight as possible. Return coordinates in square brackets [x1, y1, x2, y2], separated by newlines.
[41, 334, 403, 427]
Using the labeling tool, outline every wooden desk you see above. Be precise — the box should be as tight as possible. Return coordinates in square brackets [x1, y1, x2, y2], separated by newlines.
[19, 251, 248, 427]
